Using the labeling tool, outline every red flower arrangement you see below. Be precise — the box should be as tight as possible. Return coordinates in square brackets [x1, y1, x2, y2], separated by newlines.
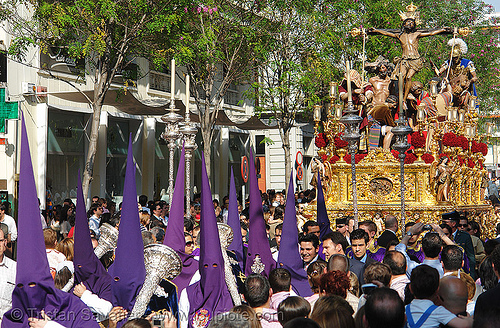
[334, 134, 348, 149]
[404, 153, 417, 164]
[442, 132, 458, 147]
[422, 153, 435, 164]
[321, 154, 328, 162]
[457, 136, 469, 151]
[315, 133, 329, 148]
[343, 153, 366, 164]
[471, 141, 488, 156]
[410, 131, 426, 149]
[467, 159, 475, 168]
[329, 155, 340, 164]
[457, 156, 465, 166]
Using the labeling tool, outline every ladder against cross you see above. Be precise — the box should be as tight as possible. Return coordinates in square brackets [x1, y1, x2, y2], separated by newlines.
[0, 88, 18, 133]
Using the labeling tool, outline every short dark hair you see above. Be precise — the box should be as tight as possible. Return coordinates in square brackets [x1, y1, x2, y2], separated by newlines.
[322, 232, 348, 253]
[359, 220, 377, 234]
[269, 268, 291, 293]
[299, 233, 320, 249]
[244, 274, 270, 308]
[364, 288, 405, 328]
[422, 232, 442, 258]
[441, 245, 463, 271]
[302, 221, 319, 234]
[350, 229, 369, 244]
[473, 307, 500, 328]
[275, 223, 283, 233]
[383, 251, 407, 276]
[274, 205, 285, 221]
[485, 239, 499, 256]
[277, 296, 311, 326]
[138, 195, 148, 206]
[410, 265, 439, 299]
[328, 254, 350, 273]
[283, 318, 320, 328]
[490, 244, 500, 274]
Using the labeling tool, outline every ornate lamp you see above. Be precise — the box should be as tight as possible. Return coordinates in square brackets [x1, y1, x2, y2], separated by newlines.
[339, 60, 363, 229]
[180, 74, 198, 218]
[392, 73, 413, 234]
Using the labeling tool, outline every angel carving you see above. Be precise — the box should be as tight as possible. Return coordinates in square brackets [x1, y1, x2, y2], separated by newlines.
[430, 157, 456, 202]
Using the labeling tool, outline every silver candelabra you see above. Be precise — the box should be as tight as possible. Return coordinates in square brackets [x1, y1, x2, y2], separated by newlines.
[180, 103, 198, 219]
[161, 99, 183, 203]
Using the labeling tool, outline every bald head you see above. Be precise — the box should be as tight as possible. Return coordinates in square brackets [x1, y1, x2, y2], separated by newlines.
[438, 276, 468, 315]
[384, 215, 398, 231]
[327, 254, 349, 273]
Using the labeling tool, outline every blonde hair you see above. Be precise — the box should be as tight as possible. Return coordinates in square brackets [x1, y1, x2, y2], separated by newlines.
[56, 237, 74, 261]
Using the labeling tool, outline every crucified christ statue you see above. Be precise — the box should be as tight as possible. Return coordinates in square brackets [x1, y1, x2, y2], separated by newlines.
[367, 4, 452, 101]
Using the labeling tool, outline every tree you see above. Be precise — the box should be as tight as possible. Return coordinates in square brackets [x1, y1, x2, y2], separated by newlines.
[0, 0, 188, 200]
[172, 0, 271, 181]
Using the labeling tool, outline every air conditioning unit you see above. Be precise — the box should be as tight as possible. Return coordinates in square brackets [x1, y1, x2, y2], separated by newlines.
[22, 82, 36, 94]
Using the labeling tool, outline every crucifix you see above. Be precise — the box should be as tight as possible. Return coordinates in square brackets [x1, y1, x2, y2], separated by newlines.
[365, 3, 456, 102]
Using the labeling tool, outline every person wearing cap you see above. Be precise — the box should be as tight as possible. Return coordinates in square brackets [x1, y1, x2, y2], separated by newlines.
[442, 211, 476, 279]
[0, 227, 15, 323]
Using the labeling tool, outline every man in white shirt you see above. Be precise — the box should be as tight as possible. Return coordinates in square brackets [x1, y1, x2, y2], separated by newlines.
[0, 228, 16, 322]
[0, 204, 17, 243]
[88, 203, 103, 239]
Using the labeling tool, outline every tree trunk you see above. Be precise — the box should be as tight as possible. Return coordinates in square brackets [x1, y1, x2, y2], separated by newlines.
[82, 101, 102, 204]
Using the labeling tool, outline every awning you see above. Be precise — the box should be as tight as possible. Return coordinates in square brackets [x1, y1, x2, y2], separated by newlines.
[49, 89, 278, 130]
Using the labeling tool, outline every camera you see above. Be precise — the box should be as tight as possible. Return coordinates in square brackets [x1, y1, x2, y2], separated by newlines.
[422, 224, 432, 231]
[152, 315, 164, 328]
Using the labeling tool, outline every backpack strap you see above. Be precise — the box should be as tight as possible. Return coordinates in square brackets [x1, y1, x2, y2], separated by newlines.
[406, 304, 439, 328]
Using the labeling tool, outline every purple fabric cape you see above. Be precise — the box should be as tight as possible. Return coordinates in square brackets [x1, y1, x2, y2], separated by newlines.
[111, 134, 146, 327]
[245, 150, 276, 277]
[186, 152, 233, 328]
[1, 114, 98, 328]
[227, 167, 244, 270]
[74, 173, 113, 302]
[164, 146, 198, 296]
[277, 174, 313, 297]
[316, 172, 332, 260]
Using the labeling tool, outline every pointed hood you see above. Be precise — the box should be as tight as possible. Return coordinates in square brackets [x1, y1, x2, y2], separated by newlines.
[277, 174, 313, 297]
[2, 113, 98, 328]
[74, 172, 113, 302]
[317, 172, 332, 239]
[111, 134, 146, 316]
[227, 167, 244, 270]
[186, 152, 233, 327]
[245, 150, 276, 277]
[164, 146, 198, 295]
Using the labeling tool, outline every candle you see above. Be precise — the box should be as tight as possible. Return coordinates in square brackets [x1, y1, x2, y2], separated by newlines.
[330, 82, 338, 100]
[346, 61, 352, 103]
[314, 105, 321, 121]
[458, 109, 465, 123]
[170, 58, 176, 100]
[185, 74, 190, 116]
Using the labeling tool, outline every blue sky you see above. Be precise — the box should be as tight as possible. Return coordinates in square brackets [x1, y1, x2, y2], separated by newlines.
[487, 0, 500, 12]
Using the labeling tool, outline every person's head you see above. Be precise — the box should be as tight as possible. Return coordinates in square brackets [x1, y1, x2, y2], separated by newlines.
[350, 229, 369, 260]
[359, 220, 377, 241]
[153, 201, 162, 217]
[309, 295, 355, 328]
[364, 287, 405, 328]
[43, 228, 58, 249]
[244, 274, 271, 308]
[484, 239, 499, 256]
[479, 256, 498, 291]
[139, 212, 150, 227]
[54, 265, 74, 290]
[490, 244, 500, 279]
[150, 226, 165, 243]
[322, 232, 347, 259]
[319, 270, 350, 298]
[441, 245, 463, 272]
[327, 254, 349, 273]
[307, 261, 327, 294]
[142, 231, 154, 247]
[442, 211, 459, 232]
[269, 268, 291, 294]
[0, 204, 7, 218]
[410, 264, 440, 299]
[88, 203, 103, 218]
[275, 223, 283, 249]
[438, 276, 468, 315]
[184, 232, 195, 255]
[302, 221, 320, 237]
[0, 229, 6, 260]
[92, 195, 99, 204]
[184, 218, 195, 234]
[277, 296, 311, 326]
[402, 18, 416, 32]
[56, 237, 74, 262]
[405, 222, 420, 245]
[336, 217, 348, 235]
[230, 305, 259, 328]
[383, 250, 406, 276]
[138, 194, 148, 207]
[473, 307, 500, 328]
[299, 233, 319, 264]
[384, 215, 398, 232]
[283, 318, 320, 328]
[363, 262, 391, 288]
[422, 232, 442, 258]
[375, 62, 391, 78]
[468, 221, 481, 238]
[457, 218, 469, 232]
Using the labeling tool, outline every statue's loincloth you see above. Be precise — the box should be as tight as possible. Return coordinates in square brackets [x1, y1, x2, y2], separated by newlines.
[392, 56, 424, 77]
